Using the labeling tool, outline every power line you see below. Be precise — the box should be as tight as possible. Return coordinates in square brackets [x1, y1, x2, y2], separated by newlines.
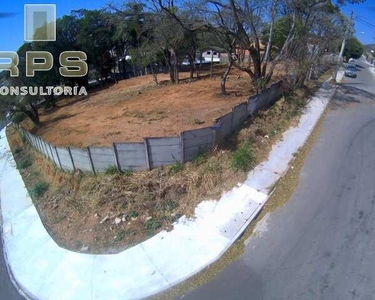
[353, 14, 375, 29]
[354, 14, 375, 27]
[356, 18, 375, 29]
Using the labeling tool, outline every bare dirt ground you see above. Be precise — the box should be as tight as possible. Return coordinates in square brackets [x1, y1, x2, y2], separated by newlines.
[22, 66, 285, 147]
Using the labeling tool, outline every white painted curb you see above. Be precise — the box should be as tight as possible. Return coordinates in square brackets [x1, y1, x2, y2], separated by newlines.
[0, 81, 338, 300]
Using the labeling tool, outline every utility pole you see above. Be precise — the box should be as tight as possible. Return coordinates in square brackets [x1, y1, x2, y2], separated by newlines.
[339, 11, 354, 61]
[335, 11, 354, 81]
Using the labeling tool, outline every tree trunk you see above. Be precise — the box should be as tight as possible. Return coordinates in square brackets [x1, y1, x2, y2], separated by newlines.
[197, 52, 203, 79]
[188, 54, 195, 79]
[23, 104, 40, 125]
[210, 51, 214, 79]
[221, 61, 233, 95]
[172, 48, 179, 84]
[150, 64, 158, 85]
[262, 0, 277, 77]
[164, 49, 175, 83]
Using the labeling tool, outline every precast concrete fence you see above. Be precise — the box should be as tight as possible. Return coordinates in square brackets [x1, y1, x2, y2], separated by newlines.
[18, 81, 283, 174]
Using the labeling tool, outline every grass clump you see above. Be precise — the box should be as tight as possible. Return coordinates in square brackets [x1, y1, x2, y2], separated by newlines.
[194, 150, 209, 165]
[144, 219, 161, 233]
[230, 142, 255, 172]
[14, 147, 23, 154]
[17, 158, 32, 169]
[30, 181, 49, 199]
[169, 163, 184, 175]
[122, 169, 132, 177]
[104, 165, 119, 175]
[115, 229, 127, 241]
[128, 211, 139, 219]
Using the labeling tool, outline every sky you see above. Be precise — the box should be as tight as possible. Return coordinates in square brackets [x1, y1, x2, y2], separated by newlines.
[341, 0, 375, 45]
[0, 0, 374, 53]
[0, 0, 108, 52]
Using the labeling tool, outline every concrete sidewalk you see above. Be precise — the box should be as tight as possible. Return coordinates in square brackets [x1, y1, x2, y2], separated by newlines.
[0, 77, 341, 300]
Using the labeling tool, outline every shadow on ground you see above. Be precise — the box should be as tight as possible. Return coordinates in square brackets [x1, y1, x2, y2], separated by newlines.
[331, 84, 375, 109]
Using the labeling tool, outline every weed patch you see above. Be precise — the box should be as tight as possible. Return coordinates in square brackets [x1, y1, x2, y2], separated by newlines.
[144, 219, 162, 234]
[169, 163, 184, 175]
[104, 165, 119, 175]
[230, 143, 255, 172]
[29, 181, 49, 199]
[17, 158, 32, 169]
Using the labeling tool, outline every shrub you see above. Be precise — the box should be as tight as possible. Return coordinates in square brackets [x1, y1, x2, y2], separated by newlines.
[230, 143, 255, 172]
[30, 181, 49, 199]
[14, 147, 23, 154]
[11, 112, 26, 124]
[17, 158, 32, 169]
[104, 165, 119, 175]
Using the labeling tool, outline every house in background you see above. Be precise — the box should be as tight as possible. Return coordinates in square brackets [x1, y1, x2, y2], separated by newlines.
[201, 47, 226, 63]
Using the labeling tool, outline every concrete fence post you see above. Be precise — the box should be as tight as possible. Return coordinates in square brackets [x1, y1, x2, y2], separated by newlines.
[180, 133, 185, 163]
[67, 147, 76, 170]
[112, 143, 121, 172]
[48, 143, 56, 165]
[87, 147, 96, 174]
[144, 138, 151, 170]
[36, 137, 43, 154]
[54, 146, 63, 170]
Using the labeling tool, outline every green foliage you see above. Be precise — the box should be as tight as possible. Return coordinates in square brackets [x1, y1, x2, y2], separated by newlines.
[14, 147, 23, 154]
[30, 181, 49, 199]
[162, 200, 178, 211]
[169, 163, 184, 175]
[194, 150, 208, 165]
[104, 165, 119, 175]
[122, 169, 133, 177]
[11, 112, 26, 124]
[128, 211, 139, 219]
[144, 219, 161, 233]
[171, 213, 183, 223]
[230, 143, 255, 172]
[17, 158, 32, 169]
[115, 229, 127, 241]
[344, 37, 364, 60]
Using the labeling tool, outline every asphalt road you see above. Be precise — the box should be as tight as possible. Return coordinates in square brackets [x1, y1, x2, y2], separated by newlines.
[181, 59, 375, 300]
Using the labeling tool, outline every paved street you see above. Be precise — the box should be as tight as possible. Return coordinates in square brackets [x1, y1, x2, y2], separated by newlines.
[0, 233, 24, 299]
[181, 59, 375, 300]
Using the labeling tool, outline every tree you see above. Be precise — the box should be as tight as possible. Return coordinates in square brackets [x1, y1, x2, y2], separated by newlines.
[72, 9, 116, 85]
[0, 43, 42, 125]
[344, 37, 364, 60]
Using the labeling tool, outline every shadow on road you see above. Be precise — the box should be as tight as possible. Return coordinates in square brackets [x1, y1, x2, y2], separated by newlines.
[331, 84, 375, 109]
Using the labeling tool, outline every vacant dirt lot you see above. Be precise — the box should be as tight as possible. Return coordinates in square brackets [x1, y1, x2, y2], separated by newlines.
[22, 66, 284, 147]
[8, 85, 308, 253]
